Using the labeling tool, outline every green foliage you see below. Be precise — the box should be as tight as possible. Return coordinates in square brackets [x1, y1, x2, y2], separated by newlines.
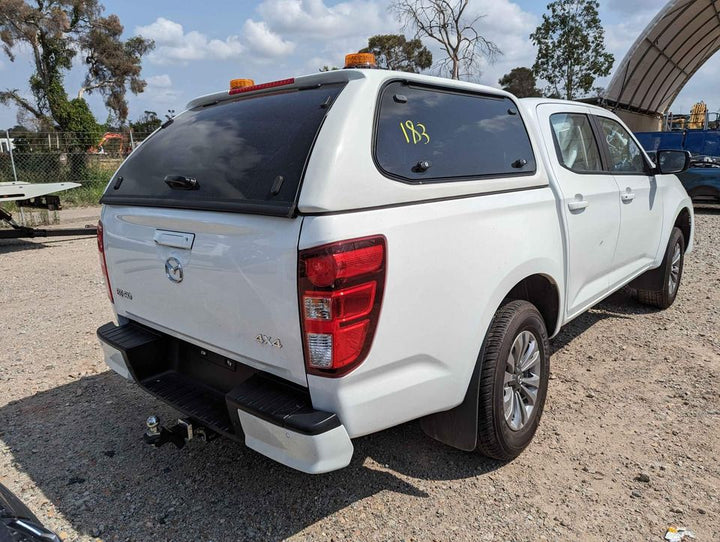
[0, 0, 154, 128]
[319, 66, 340, 72]
[58, 99, 102, 150]
[530, 0, 614, 100]
[58, 165, 111, 206]
[499, 67, 542, 98]
[130, 111, 162, 134]
[360, 34, 432, 73]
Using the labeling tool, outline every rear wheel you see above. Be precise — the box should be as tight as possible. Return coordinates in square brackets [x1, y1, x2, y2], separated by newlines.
[636, 227, 685, 309]
[476, 300, 550, 460]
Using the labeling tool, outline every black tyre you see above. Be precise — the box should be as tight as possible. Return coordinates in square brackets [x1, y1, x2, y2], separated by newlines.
[475, 300, 550, 460]
[636, 227, 685, 309]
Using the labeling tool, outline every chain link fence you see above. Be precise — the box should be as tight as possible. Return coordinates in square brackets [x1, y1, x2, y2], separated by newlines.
[0, 130, 152, 207]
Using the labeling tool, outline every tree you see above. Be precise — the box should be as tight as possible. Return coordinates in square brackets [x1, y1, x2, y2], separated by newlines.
[499, 67, 541, 98]
[530, 0, 614, 100]
[319, 65, 340, 72]
[390, 0, 501, 80]
[0, 0, 154, 134]
[359, 34, 432, 73]
[130, 110, 161, 135]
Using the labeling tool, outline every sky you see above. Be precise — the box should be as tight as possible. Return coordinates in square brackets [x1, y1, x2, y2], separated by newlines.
[1, 0, 719, 129]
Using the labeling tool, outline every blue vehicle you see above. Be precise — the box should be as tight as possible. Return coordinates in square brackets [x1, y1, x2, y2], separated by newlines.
[676, 160, 720, 203]
[637, 130, 720, 203]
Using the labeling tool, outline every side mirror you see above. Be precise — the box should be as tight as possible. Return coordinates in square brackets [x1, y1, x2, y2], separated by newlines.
[655, 149, 691, 174]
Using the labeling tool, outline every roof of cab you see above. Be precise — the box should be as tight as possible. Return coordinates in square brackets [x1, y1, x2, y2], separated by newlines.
[186, 68, 516, 110]
[519, 97, 616, 116]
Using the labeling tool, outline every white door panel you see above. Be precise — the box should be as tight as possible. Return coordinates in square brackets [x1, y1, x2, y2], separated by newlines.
[612, 174, 662, 276]
[538, 104, 621, 316]
[593, 115, 664, 281]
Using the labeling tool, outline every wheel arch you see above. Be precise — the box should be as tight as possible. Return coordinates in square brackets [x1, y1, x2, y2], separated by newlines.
[502, 273, 561, 338]
[420, 270, 562, 452]
[674, 206, 692, 253]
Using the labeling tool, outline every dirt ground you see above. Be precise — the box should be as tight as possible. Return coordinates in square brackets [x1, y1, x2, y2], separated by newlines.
[0, 206, 718, 542]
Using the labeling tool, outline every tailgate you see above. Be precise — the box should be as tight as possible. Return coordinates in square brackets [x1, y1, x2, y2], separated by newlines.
[101, 205, 307, 386]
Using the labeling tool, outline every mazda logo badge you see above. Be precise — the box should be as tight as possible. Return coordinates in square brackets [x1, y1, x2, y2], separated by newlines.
[165, 257, 183, 283]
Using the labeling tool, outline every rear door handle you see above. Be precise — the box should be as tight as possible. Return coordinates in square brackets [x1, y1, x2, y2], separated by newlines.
[154, 230, 195, 249]
[621, 191, 636, 202]
[568, 200, 589, 212]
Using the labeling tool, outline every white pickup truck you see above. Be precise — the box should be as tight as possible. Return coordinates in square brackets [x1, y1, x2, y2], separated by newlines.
[96, 59, 693, 474]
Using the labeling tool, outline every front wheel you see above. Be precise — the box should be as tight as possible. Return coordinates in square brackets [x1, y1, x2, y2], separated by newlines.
[475, 300, 550, 460]
[636, 227, 685, 309]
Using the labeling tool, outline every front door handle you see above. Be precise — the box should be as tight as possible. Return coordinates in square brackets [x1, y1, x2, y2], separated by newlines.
[568, 200, 589, 212]
[621, 191, 636, 202]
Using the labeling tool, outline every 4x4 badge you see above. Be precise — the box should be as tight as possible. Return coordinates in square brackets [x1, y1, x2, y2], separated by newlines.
[256, 334, 282, 348]
[165, 257, 183, 283]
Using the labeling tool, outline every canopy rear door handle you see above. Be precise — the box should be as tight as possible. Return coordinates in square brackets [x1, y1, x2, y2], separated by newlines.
[568, 200, 589, 212]
[164, 176, 199, 190]
[154, 230, 195, 249]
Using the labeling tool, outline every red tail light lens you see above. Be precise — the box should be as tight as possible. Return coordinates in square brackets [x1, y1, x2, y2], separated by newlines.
[97, 220, 113, 303]
[299, 236, 386, 377]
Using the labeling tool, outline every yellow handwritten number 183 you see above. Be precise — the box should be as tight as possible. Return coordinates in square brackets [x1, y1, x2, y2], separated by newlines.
[400, 120, 430, 144]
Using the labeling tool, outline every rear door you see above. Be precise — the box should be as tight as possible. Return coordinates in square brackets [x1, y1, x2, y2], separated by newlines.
[100, 83, 346, 386]
[538, 104, 621, 317]
[593, 114, 663, 281]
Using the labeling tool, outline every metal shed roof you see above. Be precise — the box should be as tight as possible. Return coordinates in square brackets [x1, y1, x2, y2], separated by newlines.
[604, 0, 720, 114]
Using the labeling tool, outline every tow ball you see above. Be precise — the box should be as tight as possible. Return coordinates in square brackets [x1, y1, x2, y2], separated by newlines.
[143, 415, 217, 449]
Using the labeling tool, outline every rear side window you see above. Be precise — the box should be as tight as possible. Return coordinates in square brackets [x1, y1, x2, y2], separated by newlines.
[374, 82, 536, 182]
[101, 83, 345, 216]
[549, 113, 603, 172]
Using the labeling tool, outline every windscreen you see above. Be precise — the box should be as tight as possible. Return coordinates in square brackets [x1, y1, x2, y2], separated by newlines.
[101, 83, 346, 216]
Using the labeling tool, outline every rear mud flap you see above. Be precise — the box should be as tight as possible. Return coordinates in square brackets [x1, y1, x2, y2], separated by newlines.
[420, 354, 482, 452]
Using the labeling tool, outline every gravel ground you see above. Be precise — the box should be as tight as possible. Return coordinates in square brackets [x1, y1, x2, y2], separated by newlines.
[0, 206, 718, 542]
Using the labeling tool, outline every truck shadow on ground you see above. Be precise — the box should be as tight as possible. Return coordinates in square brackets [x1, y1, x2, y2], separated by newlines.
[0, 290, 653, 541]
[550, 288, 650, 353]
[0, 373, 503, 541]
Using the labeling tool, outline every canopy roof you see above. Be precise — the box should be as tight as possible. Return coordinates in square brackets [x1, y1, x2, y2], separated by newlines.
[604, 0, 720, 114]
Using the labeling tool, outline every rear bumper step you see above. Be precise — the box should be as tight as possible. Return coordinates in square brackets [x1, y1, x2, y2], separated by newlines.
[97, 321, 353, 473]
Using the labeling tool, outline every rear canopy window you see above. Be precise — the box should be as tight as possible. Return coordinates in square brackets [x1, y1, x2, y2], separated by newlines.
[101, 83, 345, 216]
[375, 82, 536, 182]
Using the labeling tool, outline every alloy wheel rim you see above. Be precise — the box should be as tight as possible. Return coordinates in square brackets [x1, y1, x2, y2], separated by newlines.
[669, 242, 681, 296]
[503, 330, 541, 432]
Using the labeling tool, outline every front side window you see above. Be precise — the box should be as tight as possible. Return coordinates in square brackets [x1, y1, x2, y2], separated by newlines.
[596, 117, 648, 174]
[375, 82, 536, 182]
[549, 113, 602, 172]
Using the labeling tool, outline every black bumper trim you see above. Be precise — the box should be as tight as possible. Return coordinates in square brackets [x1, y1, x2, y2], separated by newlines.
[227, 376, 340, 436]
[97, 321, 340, 438]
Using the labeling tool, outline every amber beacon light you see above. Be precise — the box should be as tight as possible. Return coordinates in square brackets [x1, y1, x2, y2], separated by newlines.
[344, 53, 377, 69]
[229, 78, 255, 90]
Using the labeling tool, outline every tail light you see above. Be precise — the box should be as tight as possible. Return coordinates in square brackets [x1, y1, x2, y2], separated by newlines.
[97, 220, 113, 303]
[299, 236, 386, 377]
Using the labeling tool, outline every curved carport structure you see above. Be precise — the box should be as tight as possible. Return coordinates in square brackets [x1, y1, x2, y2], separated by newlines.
[603, 0, 720, 131]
